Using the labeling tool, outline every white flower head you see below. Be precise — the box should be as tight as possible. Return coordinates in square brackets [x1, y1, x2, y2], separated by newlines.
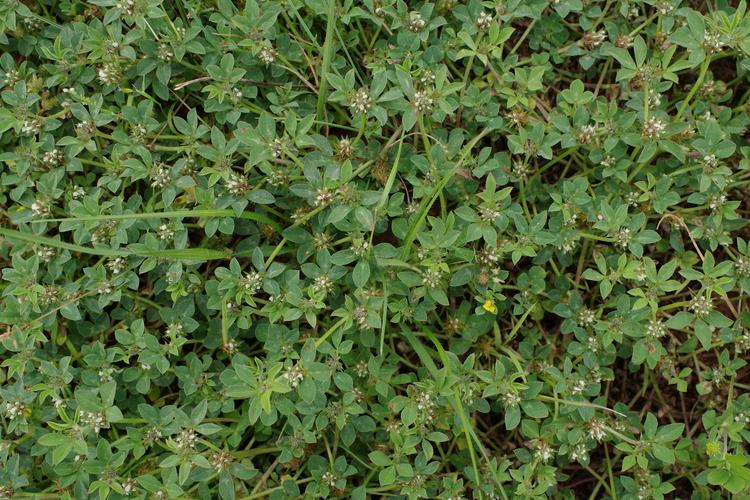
[407, 11, 426, 32]
[642, 116, 666, 139]
[477, 11, 493, 30]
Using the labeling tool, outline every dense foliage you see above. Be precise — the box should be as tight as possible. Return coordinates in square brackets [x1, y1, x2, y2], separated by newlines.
[2, 0, 750, 498]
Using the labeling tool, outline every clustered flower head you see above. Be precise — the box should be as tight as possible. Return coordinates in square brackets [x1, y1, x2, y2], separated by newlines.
[127, 126, 146, 146]
[268, 137, 288, 158]
[625, 191, 640, 207]
[321, 471, 337, 488]
[98, 367, 115, 382]
[158, 223, 175, 241]
[703, 31, 724, 54]
[350, 88, 373, 114]
[91, 220, 118, 244]
[230, 87, 243, 105]
[117, 0, 136, 15]
[222, 339, 237, 354]
[535, 441, 554, 462]
[175, 429, 198, 451]
[419, 70, 436, 86]
[571, 378, 588, 395]
[71, 186, 84, 201]
[242, 270, 263, 293]
[313, 232, 331, 251]
[105, 39, 121, 56]
[421, 267, 444, 288]
[689, 295, 712, 317]
[226, 171, 250, 196]
[312, 274, 334, 293]
[107, 256, 127, 275]
[509, 107, 528, 126]
[578, 124, 598, 144]
[586, 336, 599, 353]
[40, 286, 60, 306]
[703, 154, 719, 168]
[98, 62, 122, 85]
[31, 199, 50, 217]
[336, 138, 354, 160]
[157, 43, 174, 62]
[122, 478, 138, 496]
[577, 307, 596, 327]
[97, 281, 113, 294]
[570, 443, 589, 463]
[351, 238, 369, 257]
[4, 401, 26, 420]
[354, 360, 368, 378]
[412, 89, 434, 113]
[75, 120, 97, 139]
[80, 411, 107, 434]
[558, 233, 578, 253]
[646, 319, 668, 339]
[479, 206, 501, 223]
[736, 256, 750, 277]
[708, 193, 727, 212]
[647, 89, 661, 107]
[144, 427, 163, 445]
[23, 16, 42, 32]
[211, 451, 232, 471]
[268, 168, 289, 187]
[582, 29, 607, 49]
[500, 387, 521, 407]
[284, 363, 305, 388]
[444, 317, 463, 336]
[314, 187, 333, 207]
[22, 118, 42, 135]
[150, 162, 170, 188]
[655, 0, 674, 15]
[350, 305, 368, 327]
[616, 35, 633, 48]
[3, 68, 20, 87]
[414, 389, 436, 423]
[642, 116, 666, 139]
[42, 148, 64, 167]
[476, 11, 493, 30]
[407, 11, 426, 32]
[259, 45, 276, 65]
[588, 418, 608, 441]
[164, 323, 183, 340]
[614, 227, 632, 249]
[352, 387, 365, 402]
[36, 246, 56, 262]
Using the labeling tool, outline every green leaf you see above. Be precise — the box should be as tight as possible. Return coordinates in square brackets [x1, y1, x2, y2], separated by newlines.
[352, 260, 370, 288]
[655, 423, 684, 442]
[369, 450, 391, 467]
[521, 400, 549, 419]
[298, 378, 317, 403]
[651, 444, 675, 464]
[379, 465, 396, 486]
[505, 405, 521, 430]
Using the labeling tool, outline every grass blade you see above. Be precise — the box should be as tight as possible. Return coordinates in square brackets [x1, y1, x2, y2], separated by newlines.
[0, 227, 231, 261]
[316, 0, 337, 128]
[30, 209, 280, 231]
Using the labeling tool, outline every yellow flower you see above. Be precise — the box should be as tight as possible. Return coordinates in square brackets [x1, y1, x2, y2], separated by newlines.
[706, 441, 721, 457]
[482, 299, 496, 314]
